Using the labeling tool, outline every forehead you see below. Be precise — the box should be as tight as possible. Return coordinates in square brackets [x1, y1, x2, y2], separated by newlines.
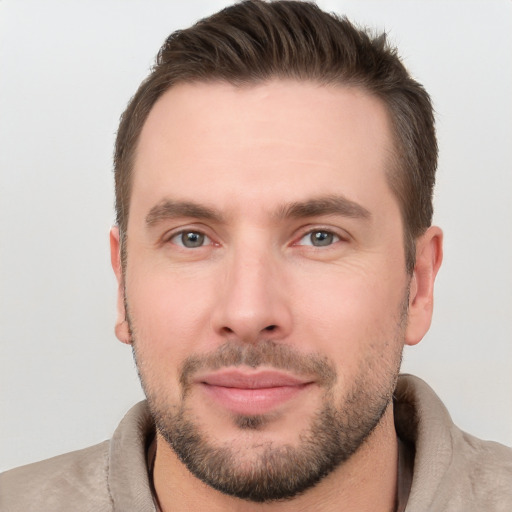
[131, 80, 397, 219]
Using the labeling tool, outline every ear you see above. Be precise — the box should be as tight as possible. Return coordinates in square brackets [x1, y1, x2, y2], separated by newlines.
[110, 226, 132, 345]
[405, 226, 443, 346]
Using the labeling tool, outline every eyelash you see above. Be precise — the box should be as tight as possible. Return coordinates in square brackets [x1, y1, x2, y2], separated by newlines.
[293, 228, 345, 248]
[163, 226, 347, 250]
[294, 229, 341, 247]
[167, 229, 214, 249]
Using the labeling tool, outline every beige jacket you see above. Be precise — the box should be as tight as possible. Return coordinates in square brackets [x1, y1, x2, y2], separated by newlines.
[1, 375, 511, 511]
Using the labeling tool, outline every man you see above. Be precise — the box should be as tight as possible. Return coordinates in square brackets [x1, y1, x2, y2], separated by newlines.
[1, 1, 511, 511]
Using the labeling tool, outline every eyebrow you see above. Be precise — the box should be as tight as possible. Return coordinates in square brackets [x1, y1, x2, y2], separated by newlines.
[145, 194, 371, 228]
[276, 195, 371, 221]
[145, 200, 224, 226]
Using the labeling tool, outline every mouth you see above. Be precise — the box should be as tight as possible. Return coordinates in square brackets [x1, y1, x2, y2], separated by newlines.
[194, 369, 314, 416]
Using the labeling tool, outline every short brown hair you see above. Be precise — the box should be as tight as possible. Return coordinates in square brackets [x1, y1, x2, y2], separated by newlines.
[114, 0, 437, 273]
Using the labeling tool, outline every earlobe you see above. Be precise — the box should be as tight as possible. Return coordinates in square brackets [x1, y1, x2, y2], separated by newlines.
[405, 226, 443, 346]
[110, 227, 132, 345]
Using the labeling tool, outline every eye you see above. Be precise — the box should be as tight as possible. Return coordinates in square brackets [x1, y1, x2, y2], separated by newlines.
[170, 230, 211, 248]
[297, 230, 341, 247]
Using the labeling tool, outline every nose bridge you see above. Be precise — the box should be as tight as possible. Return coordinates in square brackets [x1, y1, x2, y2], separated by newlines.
[212, 236, 291, 341]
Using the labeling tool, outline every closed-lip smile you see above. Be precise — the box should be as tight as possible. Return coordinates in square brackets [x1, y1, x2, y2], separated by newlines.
[194, 369, 314, 415]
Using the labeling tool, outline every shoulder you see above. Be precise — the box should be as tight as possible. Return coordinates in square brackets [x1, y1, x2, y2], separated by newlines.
[0, 401, 154, 512]
[396, 374, 512, 512]
[452, 430, 512, 506]
[429, 430, 512, 512]
[0, 441, 113, 512]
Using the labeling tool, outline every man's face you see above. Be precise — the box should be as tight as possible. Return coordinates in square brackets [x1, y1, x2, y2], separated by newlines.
[115, 80, 414, 501]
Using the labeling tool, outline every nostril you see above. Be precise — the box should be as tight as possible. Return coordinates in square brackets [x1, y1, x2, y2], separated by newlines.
[265, 325, 277, 331]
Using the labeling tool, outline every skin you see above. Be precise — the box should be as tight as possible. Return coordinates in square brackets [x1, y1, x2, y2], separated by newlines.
[110, 80, 442, 511]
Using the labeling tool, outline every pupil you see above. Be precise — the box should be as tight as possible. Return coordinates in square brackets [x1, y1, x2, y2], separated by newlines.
[183, 232, 204, 247]
[312, 231, 332, 246]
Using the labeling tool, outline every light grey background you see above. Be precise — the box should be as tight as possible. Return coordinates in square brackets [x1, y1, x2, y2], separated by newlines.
[1, 1, 511, 472]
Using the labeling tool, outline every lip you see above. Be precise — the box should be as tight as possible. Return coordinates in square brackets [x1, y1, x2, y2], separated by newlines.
[195, 369, 314, 416]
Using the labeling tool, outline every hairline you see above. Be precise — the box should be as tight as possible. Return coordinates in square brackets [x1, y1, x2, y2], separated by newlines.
[119, 76, 417, 274]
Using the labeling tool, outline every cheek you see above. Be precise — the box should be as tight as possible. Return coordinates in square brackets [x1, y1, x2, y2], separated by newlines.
[126, 267, 218, 366]
[292, 263, 407, 367]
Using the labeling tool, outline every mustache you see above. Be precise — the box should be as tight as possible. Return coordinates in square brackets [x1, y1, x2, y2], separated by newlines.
[179, 340, 337, 389]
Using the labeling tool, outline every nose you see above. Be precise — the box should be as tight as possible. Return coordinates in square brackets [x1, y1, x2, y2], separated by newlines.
[211, 243, 293, 344]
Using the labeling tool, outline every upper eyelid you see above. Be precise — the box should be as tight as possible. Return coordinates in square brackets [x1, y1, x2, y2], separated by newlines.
[171, 230, 212, 247]
[294, 229, 342, 246]
[155, 228, 214, 251]
[293, 225, 350, 242]
[158, 224, 350, 246]
[169, 229, 210, 239]
[161, 224, 212, 241]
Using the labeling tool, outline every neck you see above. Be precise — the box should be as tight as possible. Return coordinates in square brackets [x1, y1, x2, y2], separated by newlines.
[153, 403, 399, 512]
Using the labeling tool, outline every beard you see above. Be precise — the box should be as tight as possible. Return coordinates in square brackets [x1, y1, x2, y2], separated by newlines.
[131, 311, 406, 503]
